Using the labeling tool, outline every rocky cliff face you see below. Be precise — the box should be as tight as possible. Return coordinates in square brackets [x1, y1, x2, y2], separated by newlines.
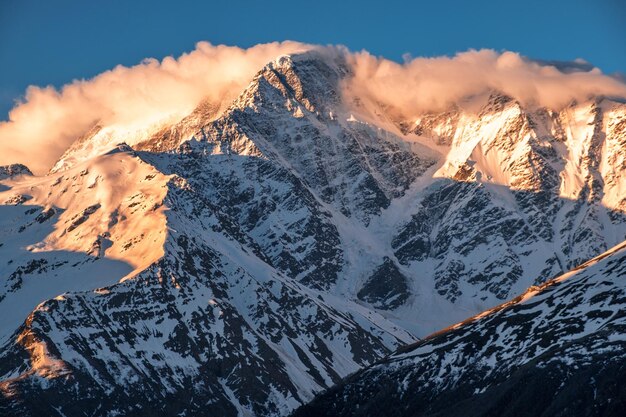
[388, 93, 626, 332]
[0, 51, 625, 416]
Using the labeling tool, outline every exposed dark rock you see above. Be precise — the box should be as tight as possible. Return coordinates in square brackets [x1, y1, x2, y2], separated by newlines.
[357, 257, 410, 309]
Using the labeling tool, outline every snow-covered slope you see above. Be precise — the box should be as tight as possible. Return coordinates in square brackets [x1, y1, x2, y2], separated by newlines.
[0, 145, 415, 416]
[0, 146, 169, 344]
[0, 50, 625, 416]
[386, 93, 626, 333]
[294, 241, 626, 417]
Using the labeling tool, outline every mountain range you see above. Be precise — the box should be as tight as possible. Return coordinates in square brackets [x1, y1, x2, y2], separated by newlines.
[0, 50, 625, 416]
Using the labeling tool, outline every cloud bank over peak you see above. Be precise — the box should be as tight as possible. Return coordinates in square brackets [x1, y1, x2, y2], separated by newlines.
[1, 42, 625, 174]
[0, 41, 310, 174]
[345, 49, 626, 119]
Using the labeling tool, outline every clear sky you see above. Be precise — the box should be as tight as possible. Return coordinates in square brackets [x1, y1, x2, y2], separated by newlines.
[1, 0, 624, 121]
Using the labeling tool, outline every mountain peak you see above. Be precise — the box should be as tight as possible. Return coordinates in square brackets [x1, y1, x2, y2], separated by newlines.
[0, 164, 32, 180]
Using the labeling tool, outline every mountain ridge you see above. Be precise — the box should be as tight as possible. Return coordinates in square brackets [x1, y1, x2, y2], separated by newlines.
[293, 240, 626, 417]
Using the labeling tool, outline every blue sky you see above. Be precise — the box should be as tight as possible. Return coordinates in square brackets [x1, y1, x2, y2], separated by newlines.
[1, 0, 624, 121]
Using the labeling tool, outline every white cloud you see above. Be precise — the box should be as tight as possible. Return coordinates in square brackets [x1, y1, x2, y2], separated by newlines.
[0, 41, 309, 174]
[345, 49, 626, 119]
[2, 43, 625, 174]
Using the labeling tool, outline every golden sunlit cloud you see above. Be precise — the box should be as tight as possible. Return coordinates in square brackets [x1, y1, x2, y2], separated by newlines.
[1, 42, 625, 174]
[0, 41, 309, 174]
[345, 49, 626, 119]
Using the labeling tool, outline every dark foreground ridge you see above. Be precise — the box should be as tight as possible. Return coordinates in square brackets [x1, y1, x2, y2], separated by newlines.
[293, 243, 626, 417]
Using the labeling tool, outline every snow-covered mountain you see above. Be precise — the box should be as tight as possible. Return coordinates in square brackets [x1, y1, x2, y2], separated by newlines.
[294, 241, 626, 417]
[0, 50, 625, 416]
